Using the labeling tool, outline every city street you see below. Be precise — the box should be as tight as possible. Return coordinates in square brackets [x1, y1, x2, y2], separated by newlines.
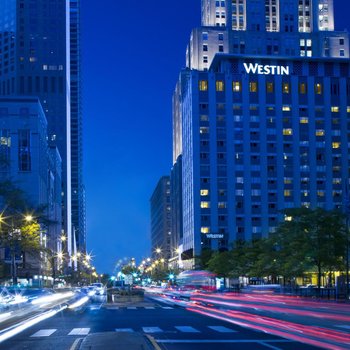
[0, 295, 323, 350]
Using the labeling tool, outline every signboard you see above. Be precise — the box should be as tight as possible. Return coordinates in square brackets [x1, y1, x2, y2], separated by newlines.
[243, 62, 290, 75]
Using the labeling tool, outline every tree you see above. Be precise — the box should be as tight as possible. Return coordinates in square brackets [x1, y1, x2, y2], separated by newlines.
[0, 180, 42, 284]
[271, 207, 347, 288]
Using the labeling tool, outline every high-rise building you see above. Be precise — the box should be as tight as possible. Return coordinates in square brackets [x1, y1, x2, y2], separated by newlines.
[150, 176, 172, 262]
[69, 0, 86, 253]
[172, 0, 350, 269]
[0, 0, 86, 255]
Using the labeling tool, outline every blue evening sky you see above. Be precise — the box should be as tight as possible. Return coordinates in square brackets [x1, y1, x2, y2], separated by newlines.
[82, 1, 350, 274]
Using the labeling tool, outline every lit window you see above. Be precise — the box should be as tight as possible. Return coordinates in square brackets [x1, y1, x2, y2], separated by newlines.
[299, 83, 307, 94]
[199, 80, 208, 91]
[283, 128, 293, 136]
[284, 190, 292, 197]
[317, 191, 325, 197]
[347, 106, 350, 113]
[232, 81, 241, 92]
[315, 129, 325, 136]
[332, 142, 340, 149]
[201, 201, 210, 209]
[218, 202, 227, 208]
[315, 83, 322, 94]
[216, 80, 224, 91]
[285, 216, 292, 221]
[300, 117, 308, 124]
[249, 81, 258, 92]
[333, 178, 342, 185]
[282, 106, 291, 112]
[284, 178, 292, 184]
[282, 83, 290, 93]
[331, 106, 339, 112]
[200, 127, 209, 134]
[266, 82, 274, 93]
[201, 227, 210, 234]
[200, 189, 209, 196]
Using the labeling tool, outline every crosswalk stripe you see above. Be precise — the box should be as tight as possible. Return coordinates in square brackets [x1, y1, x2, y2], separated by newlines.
[115, 328, 134, 332]
[31, 329, 57, 337]
[208, 326, 236, 333]
[175, 326, 200, 333]
[142, 327, 163, 333]
[162, 306, 174, 309]
[68, 328, 90, 336]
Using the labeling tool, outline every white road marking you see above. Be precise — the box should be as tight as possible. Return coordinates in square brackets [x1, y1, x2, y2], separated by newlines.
[162, 306, 174, 309]
[30, 329, 57, 337]
[208, 326, 236, 333]
[68, 328, 90, 336]
[175, 326, 200, 333]
[115, 328, 134, 332]
[142, 327, 163, 333]
[69, 338, 83, 350]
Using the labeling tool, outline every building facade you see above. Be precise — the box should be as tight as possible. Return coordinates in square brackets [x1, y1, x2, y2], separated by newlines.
[172, 0, 350, 269]
[0, 0, 86, 256]
[150, 176, 172, 261]
[0, 97, 62, 283]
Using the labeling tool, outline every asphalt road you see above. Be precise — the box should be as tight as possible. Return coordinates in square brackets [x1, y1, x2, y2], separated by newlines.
[0, 297, 322, 350]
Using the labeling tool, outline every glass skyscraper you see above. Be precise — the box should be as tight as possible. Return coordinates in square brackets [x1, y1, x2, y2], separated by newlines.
[172, 0, 350, 269]
[0, 0, 86, 255]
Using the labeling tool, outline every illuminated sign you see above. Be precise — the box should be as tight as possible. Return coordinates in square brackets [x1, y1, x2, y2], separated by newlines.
[243, 63, 290, 75]
[206, 234, 224, 239]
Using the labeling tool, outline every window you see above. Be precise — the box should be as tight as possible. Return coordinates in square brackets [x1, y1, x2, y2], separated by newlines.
[18, 129, 31, 171]
[315, 83, 322, 94]
[282, 106, 291, 112]
[218, 202, 227, 209]
[218, 33, 224, 41]
[300, 117, 308, 124]
[200, 127, 209, 134]
[249, 81, 258, 92]
[284, 190, 292, 197]
[201, 227, 210, 234]
[283, 128, 293, 136]
[331, 106, 339, 112]
[203, 44, 208, 52]
[201, 201, 210, 209]
[232, 81, 241, 92]
[299, 83, 307, 94]
[266, 82, 274, 93]
[332, 142, 340, 149]
[216, 80, 224, 91]
[218, 44, 224, 52]
[202, 32, 208, 41]
[199, 80, 208, 91]
[315, 129, 325, 136]
[200, 189, 209, 196]
[282, 83, 290, 93]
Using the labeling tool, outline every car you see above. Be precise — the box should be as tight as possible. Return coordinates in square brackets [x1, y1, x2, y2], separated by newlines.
[89, 283, 105, 295]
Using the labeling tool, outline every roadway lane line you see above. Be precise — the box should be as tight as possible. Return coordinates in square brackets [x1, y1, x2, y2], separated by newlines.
[175, 326, 200, 333]
[207, 326, 236, 333]
[142, 327, 163, 333]
[161, 307, 174, 309]
[69, 338, 84, 350]
[30, 329, 57, 337]
[68, 328, 90, 335]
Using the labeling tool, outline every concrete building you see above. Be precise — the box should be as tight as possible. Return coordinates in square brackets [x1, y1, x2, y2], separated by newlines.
[0, 0, 86, 256]
[150, 176, 172, 262]
[0, 97, 62, 283]
[172, 0, 350, 269]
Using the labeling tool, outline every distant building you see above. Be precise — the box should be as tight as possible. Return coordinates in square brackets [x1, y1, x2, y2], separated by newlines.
[150, 176, 172, 262]
[0, 97, 62, 283]
[172, 0, 350, 269]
